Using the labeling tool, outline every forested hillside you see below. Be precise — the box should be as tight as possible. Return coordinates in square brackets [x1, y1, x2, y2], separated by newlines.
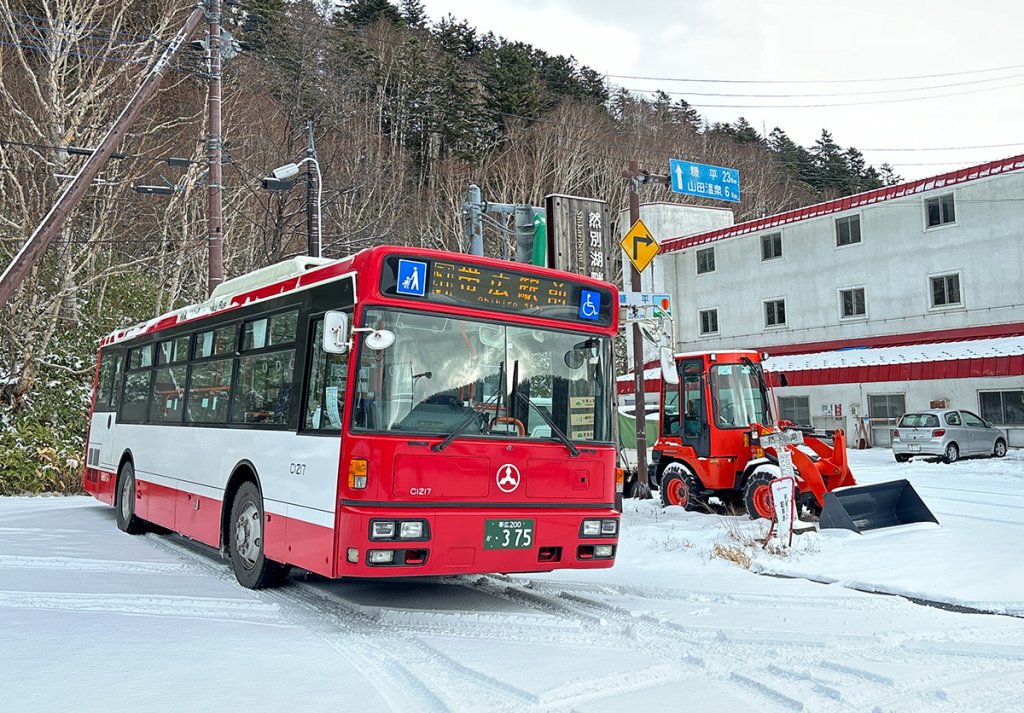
[0, 0, 898, 492]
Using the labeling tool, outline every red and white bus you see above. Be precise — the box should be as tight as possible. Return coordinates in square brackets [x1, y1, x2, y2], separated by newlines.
[84, 246, 620, 588]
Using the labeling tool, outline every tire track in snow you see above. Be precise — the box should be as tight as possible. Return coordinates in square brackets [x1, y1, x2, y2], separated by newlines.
[0, 590, 283, 624]
[458, 575, 1024, 713]
[0, 554, 193, 575]
[142, 534, 541, 713]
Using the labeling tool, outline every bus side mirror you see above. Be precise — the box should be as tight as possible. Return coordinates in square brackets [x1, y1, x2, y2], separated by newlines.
[324, 311, 349, 354]
[660, 347, 678, 385]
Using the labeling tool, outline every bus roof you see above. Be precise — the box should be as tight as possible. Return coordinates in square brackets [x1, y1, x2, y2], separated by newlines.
[100, 246, 619, 348]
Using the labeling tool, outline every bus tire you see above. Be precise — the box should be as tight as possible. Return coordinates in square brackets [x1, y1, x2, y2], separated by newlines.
[228, 481, 288, 589]
[115, 462, 146, 535]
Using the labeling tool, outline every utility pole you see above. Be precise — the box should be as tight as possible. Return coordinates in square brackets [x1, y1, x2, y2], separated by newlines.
[305, 120, 319, 258]
[206, 0, 224, 296]
[622, 160, 670, 498]
[0, 4, 207, 307]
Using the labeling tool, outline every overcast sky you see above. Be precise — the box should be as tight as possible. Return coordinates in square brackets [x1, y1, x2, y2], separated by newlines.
[418, 0, 1024, 181]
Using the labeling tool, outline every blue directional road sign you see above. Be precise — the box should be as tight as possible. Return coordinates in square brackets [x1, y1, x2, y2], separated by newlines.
[669, 159, 740, 203]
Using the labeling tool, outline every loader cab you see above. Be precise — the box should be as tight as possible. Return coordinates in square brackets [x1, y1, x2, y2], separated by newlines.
[653, 352, 772, 490]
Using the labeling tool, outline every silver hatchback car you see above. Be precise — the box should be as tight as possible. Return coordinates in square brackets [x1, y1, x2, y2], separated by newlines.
[892, 409, 1008, 463]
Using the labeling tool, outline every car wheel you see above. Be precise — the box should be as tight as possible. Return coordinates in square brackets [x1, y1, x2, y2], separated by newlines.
[942, 442, 960, 464]
[115, 462, 147, 534]
[894, 453, 911, 463]
[744, 472, 776, 521]
[229, 481, 289, 589]
[659, 464, 703, 511]
[993, 439, 1007, 458]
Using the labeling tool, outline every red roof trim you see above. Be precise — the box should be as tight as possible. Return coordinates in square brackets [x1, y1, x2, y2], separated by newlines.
[760, 323, 1024, 357]
[661, 153, 1024, 253]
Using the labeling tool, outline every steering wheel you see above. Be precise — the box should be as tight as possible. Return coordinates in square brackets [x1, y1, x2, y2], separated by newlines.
[489, 416, 526, 436]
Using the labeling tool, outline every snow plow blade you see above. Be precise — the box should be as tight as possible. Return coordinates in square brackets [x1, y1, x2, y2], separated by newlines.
[819, 480, 938, 533]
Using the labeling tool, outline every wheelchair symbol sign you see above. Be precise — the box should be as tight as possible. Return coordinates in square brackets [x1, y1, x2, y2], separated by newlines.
[578, 289, 601, 321]
[396, 259, 427, 297]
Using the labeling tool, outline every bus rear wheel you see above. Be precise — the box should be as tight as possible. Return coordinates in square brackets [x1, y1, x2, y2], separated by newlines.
[229, 481, 289, 589]
[115, 462, 146, 534]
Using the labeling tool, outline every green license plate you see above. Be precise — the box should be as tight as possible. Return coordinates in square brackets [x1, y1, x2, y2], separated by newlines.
[483, 519, 534, 550]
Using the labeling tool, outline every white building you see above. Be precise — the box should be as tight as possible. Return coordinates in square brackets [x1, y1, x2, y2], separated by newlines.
[620, 154, 1024, 447]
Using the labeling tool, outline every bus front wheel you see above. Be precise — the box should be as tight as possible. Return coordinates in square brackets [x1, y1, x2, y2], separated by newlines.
[228, 481, 289, 589]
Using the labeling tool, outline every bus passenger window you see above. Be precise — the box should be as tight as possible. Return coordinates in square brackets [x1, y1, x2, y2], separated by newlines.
[187, 358, 235, 423]
[306, 319, 348, 431]
[231, 351, 295, 425]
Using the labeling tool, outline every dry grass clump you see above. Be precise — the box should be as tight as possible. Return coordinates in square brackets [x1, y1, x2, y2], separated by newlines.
[711, 543, 752, 569]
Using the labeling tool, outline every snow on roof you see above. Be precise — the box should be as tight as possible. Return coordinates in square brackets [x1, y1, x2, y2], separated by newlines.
[617, 366, 661, 382]
[764, 336, 1024, 372]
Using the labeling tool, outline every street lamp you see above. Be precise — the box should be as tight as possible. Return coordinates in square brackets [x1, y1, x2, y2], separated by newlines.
[269, 157, 323, 258]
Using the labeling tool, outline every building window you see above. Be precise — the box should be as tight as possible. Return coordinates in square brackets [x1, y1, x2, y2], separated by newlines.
[926, 193, 955, 228]
[778, 396, 810, 427]
[761, 232, 782, 260]
[764, 299, 786, 327]
[698, 308, 718, 335]
[980, 390, 1024, 425]
[930, 273, 961, 307]
[868, 394, 906, 419]
[840, 287, 866, 318]
[696, 247, 715, 274]
[835, 215, 861, 246]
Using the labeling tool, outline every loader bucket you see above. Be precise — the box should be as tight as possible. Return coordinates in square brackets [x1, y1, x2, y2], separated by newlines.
[819, 480, 938, 533]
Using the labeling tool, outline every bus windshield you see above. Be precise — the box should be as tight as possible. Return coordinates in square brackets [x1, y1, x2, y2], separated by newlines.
[352, 308, 612, 442]
[709, 362, 768, 429]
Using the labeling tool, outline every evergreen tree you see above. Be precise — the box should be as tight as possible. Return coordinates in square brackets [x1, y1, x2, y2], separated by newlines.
[336, 0, 402, 28]
[480, 41, 549, 134]
[812, 129, 849, 192]
[768, 127, 816, 186]
[675, 99, 702, 131]
[728, 117, 763, 145]
[432, 14, 481, 58]
[399, 0, 428, 28]
[879, 162, 902, 186]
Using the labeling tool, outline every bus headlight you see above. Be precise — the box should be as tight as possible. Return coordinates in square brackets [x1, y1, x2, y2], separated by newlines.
[594, 545, 614, 558]
[399, 521, 423, 539]
[367, 550, 395, 564]
[580, 518, 618, 538]
[371, 520, 396, 539]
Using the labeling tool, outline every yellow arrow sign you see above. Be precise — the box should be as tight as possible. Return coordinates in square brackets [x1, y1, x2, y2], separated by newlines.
[620, 219, 659, 273]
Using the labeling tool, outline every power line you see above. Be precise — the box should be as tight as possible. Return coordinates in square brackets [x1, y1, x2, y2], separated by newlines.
[626, 78, 1024, 109]
[603, 62, 1024, 85]
[621, 71, 1024, 100]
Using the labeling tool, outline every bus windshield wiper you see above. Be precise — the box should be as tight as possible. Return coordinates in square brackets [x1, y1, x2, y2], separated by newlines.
[513, 389, 580, 458]
[432, 361, 504, 453]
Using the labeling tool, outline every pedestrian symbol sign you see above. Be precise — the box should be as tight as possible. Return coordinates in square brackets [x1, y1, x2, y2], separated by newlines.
[620, 219, 659, 273]
[396, 259, 427, 296]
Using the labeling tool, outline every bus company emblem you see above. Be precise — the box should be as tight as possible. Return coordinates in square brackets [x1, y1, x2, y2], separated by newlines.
[496, 464, 521, 493]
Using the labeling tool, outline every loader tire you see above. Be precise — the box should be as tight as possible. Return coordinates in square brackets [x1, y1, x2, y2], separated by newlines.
[660, 464, 703, 511]
[744, 472, 776, 520]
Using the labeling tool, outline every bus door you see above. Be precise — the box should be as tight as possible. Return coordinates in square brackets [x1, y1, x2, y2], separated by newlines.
[679, 359, 710, 458]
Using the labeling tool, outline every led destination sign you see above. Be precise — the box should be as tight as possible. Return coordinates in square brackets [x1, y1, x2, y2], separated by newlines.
[380, 255, 613, 326]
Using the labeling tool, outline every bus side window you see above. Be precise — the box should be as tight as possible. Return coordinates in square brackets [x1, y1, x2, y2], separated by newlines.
[96, 348, 124, 412]
[305, 319, 349, 431]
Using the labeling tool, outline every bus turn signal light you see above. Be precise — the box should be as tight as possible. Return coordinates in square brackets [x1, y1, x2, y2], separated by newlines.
[349, 458, 368, 489]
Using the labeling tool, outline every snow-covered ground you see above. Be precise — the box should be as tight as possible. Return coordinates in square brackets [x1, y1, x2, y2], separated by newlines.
[2, 449, 1023, 712]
